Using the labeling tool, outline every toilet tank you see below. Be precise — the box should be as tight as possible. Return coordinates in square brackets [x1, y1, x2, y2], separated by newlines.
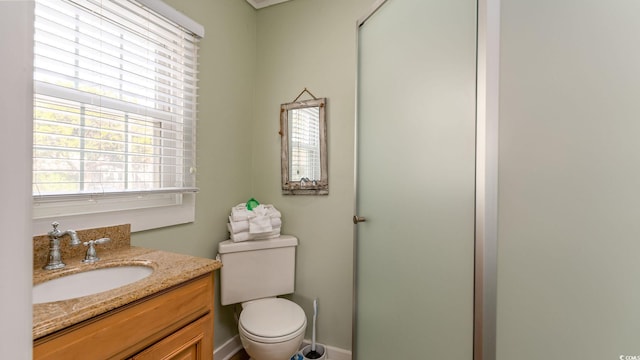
[218, 235, 298, 306]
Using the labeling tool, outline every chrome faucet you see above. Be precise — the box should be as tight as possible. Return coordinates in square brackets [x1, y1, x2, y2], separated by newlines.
[44, 222, 81, 270]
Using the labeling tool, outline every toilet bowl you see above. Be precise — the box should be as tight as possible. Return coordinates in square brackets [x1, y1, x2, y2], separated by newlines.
[238, 298, 307, 360]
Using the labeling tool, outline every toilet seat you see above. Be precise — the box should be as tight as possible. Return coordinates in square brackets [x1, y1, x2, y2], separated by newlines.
[239, 298, 307, 344]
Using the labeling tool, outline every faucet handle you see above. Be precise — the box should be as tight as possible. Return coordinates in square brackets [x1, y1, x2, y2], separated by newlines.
[89, 237, 110, 245]
[82, 237, 111, 263]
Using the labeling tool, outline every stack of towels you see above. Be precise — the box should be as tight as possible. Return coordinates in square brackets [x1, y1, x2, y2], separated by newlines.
[227, 203, 282, 242]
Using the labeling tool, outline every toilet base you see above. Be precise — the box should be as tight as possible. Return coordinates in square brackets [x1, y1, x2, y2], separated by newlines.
[240, 331, 304, 360]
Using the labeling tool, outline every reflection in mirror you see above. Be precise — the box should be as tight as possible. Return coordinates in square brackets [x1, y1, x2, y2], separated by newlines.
[281, 98, 328, 195]
[289, 106, 320, 182]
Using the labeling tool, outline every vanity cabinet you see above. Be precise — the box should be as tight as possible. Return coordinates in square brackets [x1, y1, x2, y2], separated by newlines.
[33, 273, 214, 360]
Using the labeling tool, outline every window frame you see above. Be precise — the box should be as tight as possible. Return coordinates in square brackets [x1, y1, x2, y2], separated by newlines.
[32, 0, 203, 235]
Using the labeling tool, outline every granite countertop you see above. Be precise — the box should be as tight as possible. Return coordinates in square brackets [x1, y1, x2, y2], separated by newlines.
[33, 244, 221, 340]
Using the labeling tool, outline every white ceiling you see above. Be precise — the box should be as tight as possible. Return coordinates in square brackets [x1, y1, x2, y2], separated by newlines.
[246, 0, 293, 9]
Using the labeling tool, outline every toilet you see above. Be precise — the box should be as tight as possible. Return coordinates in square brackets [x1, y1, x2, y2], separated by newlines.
[218, 235, 307, 360]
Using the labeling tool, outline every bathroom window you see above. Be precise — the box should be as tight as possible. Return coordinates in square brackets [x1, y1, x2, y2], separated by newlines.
[32, 0, 203, 232]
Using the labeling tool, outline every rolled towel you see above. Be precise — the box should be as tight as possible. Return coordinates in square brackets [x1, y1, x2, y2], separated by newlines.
[228, 216, 281, 234]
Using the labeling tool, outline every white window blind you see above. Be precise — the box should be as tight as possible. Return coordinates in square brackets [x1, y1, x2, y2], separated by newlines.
[33, 0, 200, 221]
[288, 107, 321, 181]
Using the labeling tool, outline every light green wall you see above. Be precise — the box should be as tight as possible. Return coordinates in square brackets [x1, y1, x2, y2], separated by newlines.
[129, 0, 378, 351]
[131, 0, 256, 348]
[252, 0, 376, 350]
[497, 0, 640, 359]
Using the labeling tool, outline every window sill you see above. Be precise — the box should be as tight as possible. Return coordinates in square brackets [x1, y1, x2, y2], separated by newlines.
[32, 193, 195, 236]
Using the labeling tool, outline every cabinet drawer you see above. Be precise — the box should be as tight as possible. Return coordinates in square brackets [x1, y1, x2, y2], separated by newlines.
[34, 273, 213, 360]
[130, 313, 213, 360]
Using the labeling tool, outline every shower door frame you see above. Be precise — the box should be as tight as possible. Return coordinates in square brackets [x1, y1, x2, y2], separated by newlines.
[352, 0, 500, 359]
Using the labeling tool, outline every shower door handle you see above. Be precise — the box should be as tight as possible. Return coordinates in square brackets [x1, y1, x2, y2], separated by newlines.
[353, 215, 367, 224]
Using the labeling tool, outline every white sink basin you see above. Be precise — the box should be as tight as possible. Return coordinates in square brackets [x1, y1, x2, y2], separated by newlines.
[33, 265, 153, 304]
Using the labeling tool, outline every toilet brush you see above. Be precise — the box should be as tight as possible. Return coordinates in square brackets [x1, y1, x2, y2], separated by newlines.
[306, 298, 322, 359]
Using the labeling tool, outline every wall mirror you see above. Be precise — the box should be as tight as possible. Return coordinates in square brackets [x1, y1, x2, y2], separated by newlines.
[280, 96, 328, 195]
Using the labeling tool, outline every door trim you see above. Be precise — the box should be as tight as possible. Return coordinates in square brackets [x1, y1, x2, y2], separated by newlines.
[352, 1, 500, 359]
[474, 0, 500, 360]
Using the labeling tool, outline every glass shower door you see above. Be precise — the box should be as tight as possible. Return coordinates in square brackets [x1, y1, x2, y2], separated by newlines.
[355, 0, 477, 358]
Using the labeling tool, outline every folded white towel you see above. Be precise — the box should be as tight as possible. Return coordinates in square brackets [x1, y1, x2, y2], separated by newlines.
[228, 216, 281, 234]
[227, 223, 281, 236]
[230, 203, 252, 222]
[265, 204, 281, 218]
[232, 232, 280, 242]
[248, 205, 272, 233]
[227, 225, 282, 242]
[230, 203, 282, 222]
[228, 217, 249, 233]
[250, 217, 272, 233]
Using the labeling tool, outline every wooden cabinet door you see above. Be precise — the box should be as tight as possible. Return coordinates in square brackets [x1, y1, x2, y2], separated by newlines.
[130, 313, 213, 360]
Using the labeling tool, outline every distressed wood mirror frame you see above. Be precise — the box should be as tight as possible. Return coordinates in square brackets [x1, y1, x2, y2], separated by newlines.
[280, 97, 328, 195]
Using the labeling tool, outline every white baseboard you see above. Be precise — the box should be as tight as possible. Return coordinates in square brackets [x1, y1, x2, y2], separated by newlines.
[214, 335, 243, 360]
[213, 335, 352, 360]
[301, 340, 352, 360]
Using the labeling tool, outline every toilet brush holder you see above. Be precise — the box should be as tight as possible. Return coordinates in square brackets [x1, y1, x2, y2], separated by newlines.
[299, 344, 327, 360]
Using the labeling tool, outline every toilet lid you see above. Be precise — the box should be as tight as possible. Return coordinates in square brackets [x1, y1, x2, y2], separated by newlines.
[239, 298, 306, 338]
